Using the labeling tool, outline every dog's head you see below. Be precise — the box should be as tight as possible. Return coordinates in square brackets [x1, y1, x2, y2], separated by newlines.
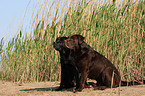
[64, 34, 85, 50]
[53, 37, 68, 51]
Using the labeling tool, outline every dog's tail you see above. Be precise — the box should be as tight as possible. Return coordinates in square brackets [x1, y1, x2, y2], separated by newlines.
[121, 80, 145, 86]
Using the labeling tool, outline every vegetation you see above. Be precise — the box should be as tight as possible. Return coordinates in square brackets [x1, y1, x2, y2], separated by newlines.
[0, 0, 144, 84]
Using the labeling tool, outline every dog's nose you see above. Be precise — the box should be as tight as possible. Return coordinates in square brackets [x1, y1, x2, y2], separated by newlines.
[53, 42, 55, 47]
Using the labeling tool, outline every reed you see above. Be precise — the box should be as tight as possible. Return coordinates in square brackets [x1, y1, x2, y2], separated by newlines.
[0, 0, 144, 84]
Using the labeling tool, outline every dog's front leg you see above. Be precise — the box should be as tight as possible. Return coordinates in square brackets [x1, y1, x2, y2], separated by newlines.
[55, 64, 65, 91]
[75, 68, 88, 92]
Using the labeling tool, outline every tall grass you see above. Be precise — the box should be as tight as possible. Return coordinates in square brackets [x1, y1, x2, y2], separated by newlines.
[0, 0, 144, 83]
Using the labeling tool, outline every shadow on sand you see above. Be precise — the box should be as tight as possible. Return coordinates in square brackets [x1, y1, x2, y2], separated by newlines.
[20, 86, 75, 92]
[20, 82, 95, 92]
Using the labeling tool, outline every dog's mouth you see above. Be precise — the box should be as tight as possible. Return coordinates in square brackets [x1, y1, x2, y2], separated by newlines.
[53, 42, 60, 50]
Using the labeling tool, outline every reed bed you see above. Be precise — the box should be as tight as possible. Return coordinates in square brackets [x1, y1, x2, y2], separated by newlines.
[0, 0, 144, 84]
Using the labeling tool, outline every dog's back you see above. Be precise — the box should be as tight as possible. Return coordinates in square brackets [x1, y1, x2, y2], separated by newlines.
[80, 42, 121, 88]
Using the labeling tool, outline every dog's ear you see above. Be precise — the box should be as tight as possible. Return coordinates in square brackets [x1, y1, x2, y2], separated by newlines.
[77, 35, 85, 44]
[64, 39, 75, 49]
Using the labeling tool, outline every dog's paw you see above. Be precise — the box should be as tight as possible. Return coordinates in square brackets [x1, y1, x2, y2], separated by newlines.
[73, 88, 83, 93]
[94, 86, 106, 90]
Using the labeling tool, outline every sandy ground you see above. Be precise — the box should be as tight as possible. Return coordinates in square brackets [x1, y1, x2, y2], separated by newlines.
[0, 80, 145, 96]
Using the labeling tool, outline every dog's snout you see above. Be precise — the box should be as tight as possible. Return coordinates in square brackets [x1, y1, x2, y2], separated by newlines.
[53, 42, 56, 47]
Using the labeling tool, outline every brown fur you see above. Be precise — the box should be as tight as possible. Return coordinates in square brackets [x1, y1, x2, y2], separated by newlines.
[65, 34, 121, 92]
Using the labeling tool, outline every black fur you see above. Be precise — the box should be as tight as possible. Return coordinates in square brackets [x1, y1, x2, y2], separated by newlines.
[53, 37, 79, 90]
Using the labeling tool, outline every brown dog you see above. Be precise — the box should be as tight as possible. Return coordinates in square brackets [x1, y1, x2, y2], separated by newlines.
[64, 34, 121, 92]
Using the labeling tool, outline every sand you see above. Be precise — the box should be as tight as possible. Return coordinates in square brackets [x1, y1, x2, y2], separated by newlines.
[0, 80, 145, 96]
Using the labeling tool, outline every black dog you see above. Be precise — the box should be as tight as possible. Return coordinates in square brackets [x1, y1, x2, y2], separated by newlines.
[53, 36, 80, 90]
[65, 34, 121, 92]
